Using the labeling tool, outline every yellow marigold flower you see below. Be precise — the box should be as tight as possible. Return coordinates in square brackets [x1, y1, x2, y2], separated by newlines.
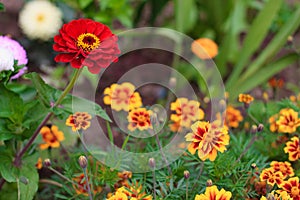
[72, 173, 102, 196]
[261, 191, 292, 200]
[194, 185, 232, 200]
[276, 108, 300, 133]
[269, 114, 279, 132]
[109, 183, 153, 200]
[260, 168, 284, 187]
[185, 120, 229, 161]
[170, 98, 204, 128]
[103, 82, 142, 111]
[35, 157, 43, 169]
[66, 112, 92, 132]
[128, 108, 152, 131]
[39, 125, 65, 150]
[191, 38, 218, 60]
[225, 106, 243, 128]
[284, 136, 300, 162]
[279, 177, 300, 199]
[270, 161, 294, 179]
[238, 93, 254, 105]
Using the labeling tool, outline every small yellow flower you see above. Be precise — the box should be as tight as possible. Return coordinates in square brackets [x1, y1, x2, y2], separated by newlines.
[194, 185, 232, 200]
[191, 38, 218, 60]
[39, 125, 65, 150]
[103, 82, 142, 111]
[260, 168, 284, 187]
[66, 112, 92, 132]
[276, 108, 300, 133]
[35, 157, 43, 169]
[238, 93, 254, 105]
[185, 120, 229, 161]
[284, 136, 300, 162]
[128, 108, 152, 131]
[170, 98, 204, 128]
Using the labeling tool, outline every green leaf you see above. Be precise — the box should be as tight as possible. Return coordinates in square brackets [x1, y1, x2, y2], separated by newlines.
[0, 119, 14, 140]
[174, 0, 197, 33]
[0, 153, 19, 183]
[226, 0, 283, 89]
[18, 165, 39, 200]
[78, 0, 93, 9]
[0, 2, 4, 11]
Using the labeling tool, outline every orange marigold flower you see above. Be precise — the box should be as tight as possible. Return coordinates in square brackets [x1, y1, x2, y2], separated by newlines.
[108, 183, 153, 200]
[284, 136, 300, 162]
[72, 173, 102, 196]
[276, 108, 300, 133]
[128, 108, 152, 131]
[66, 112, 92, 132]
[279, 177, 300, 200]
[270, 161, 294, 179]
[268, 77, 284, 88]
[169, 120, 183, 132]
[260, 168, 284, 187]
[194, 185, 232, 200]
[238, 93, 254, 105]
[225, 106, 243, 128]
[170, 98, 204, 128]
[261, 191, 292, 200]
[103, 82, 142, 111]
[185, 120, 230, 161]
[35, 157, 43, 169]
[191, 38, 218, 60]
[39, 125, 65, 150]
[269, 114, 279, 132]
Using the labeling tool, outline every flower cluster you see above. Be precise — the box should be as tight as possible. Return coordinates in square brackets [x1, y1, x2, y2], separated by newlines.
[194, 185, 232, 200]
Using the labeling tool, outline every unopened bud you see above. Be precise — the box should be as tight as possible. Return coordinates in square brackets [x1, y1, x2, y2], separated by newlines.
[78, 155, 88, 169]
[149, 157, 155, 169]
[251, 163, 257, 169]
[287, 35, 293, 43]
[257, 124, 264, 132]
[183, 170, 190, 179]
[251, 125, 258, 134]
[43, 159, 51, 167]
[206, 179, 213, 187]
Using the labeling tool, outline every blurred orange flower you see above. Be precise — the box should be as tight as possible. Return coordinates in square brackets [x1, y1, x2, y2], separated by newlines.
[66, 112, 92, 132]
[238, 94, 254, 105]
[225, 106, 243, 128]
[35, 157, 43, 169]
[72, 173, 102, 196]
[269, 114, 279, 132]
[39, 125, 65, 150]
[128, 108, 152, 131]
[191, 38, 218, 60]
[284, 136, 300, 162]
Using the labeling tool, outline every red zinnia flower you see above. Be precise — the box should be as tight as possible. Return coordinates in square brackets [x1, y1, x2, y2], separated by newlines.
[53, 19, 120, 74]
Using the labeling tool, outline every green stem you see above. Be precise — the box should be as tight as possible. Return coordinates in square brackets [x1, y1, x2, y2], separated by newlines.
[83, 168, 93, 200]
[185, 179, 188, 200]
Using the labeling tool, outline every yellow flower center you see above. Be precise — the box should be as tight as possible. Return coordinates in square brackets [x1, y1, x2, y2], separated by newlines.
[36, 13, 45, 22]
[138, 115, 147, 122]
[291, 186, 299, 197]
[119, 91, 129, 100]
[288, 121, 294, 126]
[77, 33, 100, 52]
[182, 106, 190, 114]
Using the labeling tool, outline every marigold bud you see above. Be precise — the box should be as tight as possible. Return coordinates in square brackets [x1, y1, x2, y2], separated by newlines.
[206, 179, 213, 187]
[251, 163, 257, 169]
[148, 157, 156, 169]
[251, 125, 258, 134]
[183, 170, 190, 179]
[257, 124, 264, 132]
[78, 155, 88, 169]
[43, 158, 51, 167]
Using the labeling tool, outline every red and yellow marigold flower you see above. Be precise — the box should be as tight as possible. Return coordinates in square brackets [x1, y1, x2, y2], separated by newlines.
[261, 191, 292, 200]
[53, 19, 120, 74]
[108, 183, 153, 200]
[276, 108, 300, 133]
[39, 125, 65, 150]
[185, 120, 229, 161]
[269, 114, 279, 132]
[194, 185, 232, 200]
[72, 173, 102, 196]
[128, 108, 152, 131]
[279, 177, 300, 200]
[225, 106, 243, 128]
[260, 168, 284, 187]
[66, 112, 92, 132]
[170, 98, 204, 128]
[103, 82, 142, 111]
[270, 161, 294, 179]
[238, 94, 254, 105]
[35, 157, 43, 169]
[191, 38, 218, 60]
[284, 136, 300, 162]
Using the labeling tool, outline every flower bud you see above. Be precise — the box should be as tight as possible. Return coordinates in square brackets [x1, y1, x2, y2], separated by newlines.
[78, 155, 88, 169]
[43, 158, 51, 167]
[257, 124, 264, 132]
[251, 125, 258, 134]
[183, 170, 190, 179]
[251, 163, 257, 169]
[206, 179, 213, 187]
[148, 157, 155, 169]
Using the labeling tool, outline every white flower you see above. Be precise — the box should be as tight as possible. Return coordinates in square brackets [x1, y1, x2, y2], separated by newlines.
[0, 47, 14, 72]
[19, 0, 63, 41]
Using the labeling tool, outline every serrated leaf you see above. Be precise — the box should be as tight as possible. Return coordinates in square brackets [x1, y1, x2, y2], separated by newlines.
[0, 153, 19, 183]
[18, 165, 39, 200]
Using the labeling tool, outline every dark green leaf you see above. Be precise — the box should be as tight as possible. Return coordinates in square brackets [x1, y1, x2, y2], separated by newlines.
[0, 153, 19, 183]
[0, 2, 4, 11]
[18, 165, 39, 200]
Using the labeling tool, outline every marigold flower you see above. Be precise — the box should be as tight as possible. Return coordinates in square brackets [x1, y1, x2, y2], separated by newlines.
[260, 168, 284, 187]
[185, 120, 230, 161]
[66, 112, 92, 132]
[53, 19, 120, 74]
[238, 93, 254, 105]
[268, 77, 284, 88]
[284, 136, 300, 162]
[19, 0, 62, 41]
[103, 82, 142, 111]
[279, 177, 300, 200]
[269, 114, 279, 132]
[276, 108, 300, 133]
[128, 108, 152, 131]
[261, 191, 292, 200]
[118, 171, 132, 179]
[108, 183, 153, 200]
[191, 38, 218, 60]
[194, 185, 232, 200]
[170, 98, 204, 128]
[169, 120, 183, 132]
[270, 161, 294, 179]
[35, 157, 43, 169]
[224, 106, 243, 128]
[39, 125, 65, 150]
[72, 173, 102, 196]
